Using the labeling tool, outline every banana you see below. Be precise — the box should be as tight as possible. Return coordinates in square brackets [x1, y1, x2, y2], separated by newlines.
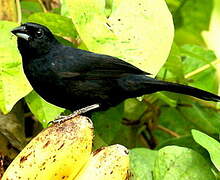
[72, 144, 129, 180]
[2, 116, 93, 180]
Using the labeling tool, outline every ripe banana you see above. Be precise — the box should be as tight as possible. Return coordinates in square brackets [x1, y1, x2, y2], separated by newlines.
[2, 116, 93, 180]
[72, 144, 129, 180]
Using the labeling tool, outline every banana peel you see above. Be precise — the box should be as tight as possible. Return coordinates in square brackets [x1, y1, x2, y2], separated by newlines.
[2, 116, 93, 180]
[72, 144, 129, 180]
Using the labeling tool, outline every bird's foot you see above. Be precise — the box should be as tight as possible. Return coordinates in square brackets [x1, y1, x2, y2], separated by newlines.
[48, 104, 100, 125]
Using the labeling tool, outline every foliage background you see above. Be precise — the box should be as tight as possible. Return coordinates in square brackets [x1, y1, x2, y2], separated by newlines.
[0, 0, 220, 179]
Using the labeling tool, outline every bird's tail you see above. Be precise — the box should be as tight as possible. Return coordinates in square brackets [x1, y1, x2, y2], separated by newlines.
[143, 77, 220, 102]
[121, 75, 220, 102]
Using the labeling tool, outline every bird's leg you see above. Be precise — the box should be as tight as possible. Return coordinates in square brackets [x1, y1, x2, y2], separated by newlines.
[48, 104, 100, 125]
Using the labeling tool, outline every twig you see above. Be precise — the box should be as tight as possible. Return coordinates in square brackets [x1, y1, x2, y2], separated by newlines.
[184, 59, 220, 79]
[139, 134, 150, 148]
[145, 125, 157, 149]
[187, 96, 220, 111]
[15, 0, 22, 24]
[156, 125, 180, 137]
[37, 0, 47, 12]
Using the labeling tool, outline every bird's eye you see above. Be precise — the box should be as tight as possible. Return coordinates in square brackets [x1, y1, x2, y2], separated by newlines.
[36, 29, 44, 38]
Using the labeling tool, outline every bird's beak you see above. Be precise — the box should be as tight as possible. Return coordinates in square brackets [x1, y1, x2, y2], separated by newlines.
[11, 26, 30, 41]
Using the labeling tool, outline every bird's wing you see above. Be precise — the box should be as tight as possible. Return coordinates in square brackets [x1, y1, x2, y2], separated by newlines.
[54, 49, 150, 79]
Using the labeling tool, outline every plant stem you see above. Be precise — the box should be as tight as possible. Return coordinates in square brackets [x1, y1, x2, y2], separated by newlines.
[38, 0, 47, 12]
[185, 59, 220, 79]
[156, 125, 180, 137]
[16, 0, 22, 23]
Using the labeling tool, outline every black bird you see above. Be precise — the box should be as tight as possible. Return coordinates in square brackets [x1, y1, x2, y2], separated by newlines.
[11, 23, 220, 114]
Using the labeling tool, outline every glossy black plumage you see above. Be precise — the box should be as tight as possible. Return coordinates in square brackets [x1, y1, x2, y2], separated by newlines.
[11, 23, 220, 111]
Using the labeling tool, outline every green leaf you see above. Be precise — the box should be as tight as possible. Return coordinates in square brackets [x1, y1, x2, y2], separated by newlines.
[25, 91, 64, 127]
[165, 0, 181, 13]
[130, 148, 158, 180]
[28, 12, 78, 38]
[153, 96, 220, 145]
[181, 44, 218, 93]
[192, 129, 220, 171]
[174, 0, 213, 45]
[92, 105, 124, 148]
[160, 43, 185, 82]
[62, 0, 174, 76]
[60, 0, 71, 17]
[123, 98, 147, 121]
[181, 44, 216, 72]
[154, 146, 216, 180]
[153, 105, 196, 144]
[20, 1, 43, 22]
[178, 0, 213, 33]
[178, 99, 220, 134]
[54, 35, 76, 47]
[92, 104, 143, 149]
[0, 21, 32, 114]
[156, 136, 210, 159]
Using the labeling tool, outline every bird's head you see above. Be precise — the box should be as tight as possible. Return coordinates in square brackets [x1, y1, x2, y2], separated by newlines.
[11, 22, 58, 59]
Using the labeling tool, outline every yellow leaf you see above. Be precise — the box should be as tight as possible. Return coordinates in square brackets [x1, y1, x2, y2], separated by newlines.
[63, 0, 174, 76]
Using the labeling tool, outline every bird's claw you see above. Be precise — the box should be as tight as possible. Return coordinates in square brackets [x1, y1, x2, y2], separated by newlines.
[47, 104, 100, 126]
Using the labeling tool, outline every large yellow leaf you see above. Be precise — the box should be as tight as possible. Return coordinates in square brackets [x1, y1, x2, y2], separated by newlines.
[202, 0, 220, 105]
[63, 0, 174, 76]
[0, 21, 32, 114]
